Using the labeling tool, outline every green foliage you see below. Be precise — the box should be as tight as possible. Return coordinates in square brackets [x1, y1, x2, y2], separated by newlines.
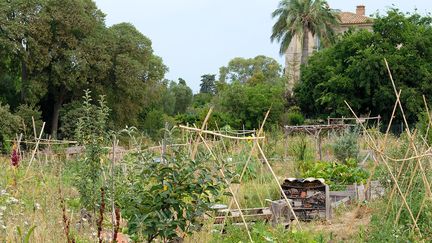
[0, 0, 168, 135]
[271, 0, 339, 67]
[14, 104, 43, 140]
[302, 160, 369, 190]
[283, 111, 305, 126]
[416, 111, 432, 145]
[0, 102, 21, 152]
[59, 101, 83, 140]
[142, 109, 175, 140]
[75, 90, 110, 145]
[295, 9, 432, 125]
[103, 23, 168, 127]
[16, 225, 36, 243]
[73, 90, 110, 211]
[116, 150, 229, 242]
[216, 81, 285, 129]
[192, 93, 213, 108]
[170, 79, 193, 115]
[219, 55, 282, 84]
[291, 135, 310, 162]
[332, 130, 360, 162]
[212, 222, 330, 242]
[199, 74, 216, 94]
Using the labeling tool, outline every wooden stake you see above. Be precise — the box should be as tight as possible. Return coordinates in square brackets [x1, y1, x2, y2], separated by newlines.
[256, 140, 301, 229]
[196, 132, 254, 242]
[25, 122, 45, 176]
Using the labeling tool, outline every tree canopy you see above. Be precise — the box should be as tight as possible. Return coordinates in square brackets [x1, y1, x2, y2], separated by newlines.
[294, 9, 432, 125]
[0, 0, 168, 137]
[219, 55, 282, 85]
[271, 0, 339, 64]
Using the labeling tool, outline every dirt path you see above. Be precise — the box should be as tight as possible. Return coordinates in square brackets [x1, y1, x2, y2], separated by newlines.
[309, 205, 371, 241]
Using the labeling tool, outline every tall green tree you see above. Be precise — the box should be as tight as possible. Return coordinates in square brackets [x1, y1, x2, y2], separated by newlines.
[219, 55, 282, 84]
[102, 23, 167, 127]
[216, 81, 285, 129]
[295, 9, 432, 125]
[0, 0, 108, 137]
[199, 74, 216, 94]
[271, 0, 339, 65]
[0, 0, 46, 106]
[169, 78, 193, 115]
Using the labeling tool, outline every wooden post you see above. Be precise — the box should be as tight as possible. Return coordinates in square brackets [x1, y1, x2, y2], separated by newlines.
[317, 130, 322, 161]
[25, 122, 46, 176]
[325, 185, 331, 220]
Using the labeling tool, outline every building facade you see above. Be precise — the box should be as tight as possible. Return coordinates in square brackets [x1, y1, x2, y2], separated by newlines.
[285, 5, 373, 91]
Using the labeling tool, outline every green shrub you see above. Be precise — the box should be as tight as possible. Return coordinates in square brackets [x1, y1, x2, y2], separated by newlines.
[142, 109, 166, 140]
[116, 150, 229, 242]
[60, 101, 83, 140]
[302, 160, 369, 190]
[14, 104, 43, 140]
[73, 90, 110, 211]
[0, 102, 21, 152]
[333, 130, 359, 162]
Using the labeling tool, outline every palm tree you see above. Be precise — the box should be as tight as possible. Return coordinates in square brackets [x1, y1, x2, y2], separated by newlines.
[271, 0, 339, 67]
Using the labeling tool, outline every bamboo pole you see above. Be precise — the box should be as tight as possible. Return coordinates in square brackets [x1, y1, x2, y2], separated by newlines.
[255, 140, 301, 229]
[220, 110, 270, 232]
[179, 125, 265, 141]
[385, 58, 432, 198]
[344, 101, 422, 235]
[25, 122, 45, 176]
[191, 107, 213, 160]
[196, 132, 253, 242]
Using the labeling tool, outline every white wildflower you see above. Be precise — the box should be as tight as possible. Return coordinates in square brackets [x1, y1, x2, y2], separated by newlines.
[35, 203, 41, 210]
[7, 197, 19, 204]
[0, 206, 6, 211]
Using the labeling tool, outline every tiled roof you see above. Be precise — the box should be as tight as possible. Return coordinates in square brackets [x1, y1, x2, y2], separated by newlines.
[338, 12, 373, 24]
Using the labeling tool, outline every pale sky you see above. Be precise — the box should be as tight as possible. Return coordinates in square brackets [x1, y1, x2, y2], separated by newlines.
[94, 0, 430, 92]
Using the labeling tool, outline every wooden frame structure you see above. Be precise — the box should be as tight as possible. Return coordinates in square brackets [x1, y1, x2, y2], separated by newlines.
[284, 124, 352, 160]
[179, 109, 302, 242]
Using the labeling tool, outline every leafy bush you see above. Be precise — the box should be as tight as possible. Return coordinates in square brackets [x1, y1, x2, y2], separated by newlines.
[333, 130, 359, 162]
[116, 150, 229, 242]
[286, 112, 305, 125]
[302, 160, 369, 190]
[60, 101, 83, 140]
[73, 90, 110, 211]
[0, 102, 21, 152]
[14, 104, 43, 140]
[280, 106, 305, 126]
[142, 109, 166, 140]
[290, 136, 315, 175]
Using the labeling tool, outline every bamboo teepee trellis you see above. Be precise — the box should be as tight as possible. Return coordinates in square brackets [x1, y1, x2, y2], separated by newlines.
[344, 58, 432, 239]
[179, 108, 301, 242]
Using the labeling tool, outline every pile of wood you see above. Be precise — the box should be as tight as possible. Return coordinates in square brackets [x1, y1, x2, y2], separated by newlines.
[281, 178, 330, 220]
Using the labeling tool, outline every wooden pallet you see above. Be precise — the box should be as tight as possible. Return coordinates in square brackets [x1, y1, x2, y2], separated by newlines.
[213, 207, 273, 224]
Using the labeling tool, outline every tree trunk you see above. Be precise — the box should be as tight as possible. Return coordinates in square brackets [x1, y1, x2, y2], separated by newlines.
[284, 47, 290, 77]
[51, 90, 65, 138]
[300, 28, 310, 65]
